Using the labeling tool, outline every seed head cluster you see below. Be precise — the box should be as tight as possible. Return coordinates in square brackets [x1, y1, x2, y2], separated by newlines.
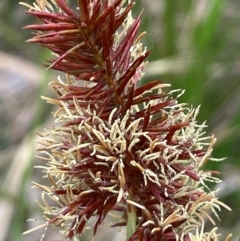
[22, 0, 231, 240]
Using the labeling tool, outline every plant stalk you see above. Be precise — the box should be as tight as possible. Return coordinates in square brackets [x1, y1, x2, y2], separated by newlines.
[127, 190, 136, 240]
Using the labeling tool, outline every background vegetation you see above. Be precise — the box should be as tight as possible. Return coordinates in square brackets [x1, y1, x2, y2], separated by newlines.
[0, 0, 239, 240]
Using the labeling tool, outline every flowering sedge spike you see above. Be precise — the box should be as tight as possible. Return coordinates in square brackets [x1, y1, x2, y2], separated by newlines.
[22, 0, 231, 240]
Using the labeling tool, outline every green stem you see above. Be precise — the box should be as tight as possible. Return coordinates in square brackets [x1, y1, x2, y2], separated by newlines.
[126, 191, 136, 240]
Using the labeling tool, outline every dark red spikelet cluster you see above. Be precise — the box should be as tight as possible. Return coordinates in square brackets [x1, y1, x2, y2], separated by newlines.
[25, 0, 151, 112]
[23, 1, 230, 241]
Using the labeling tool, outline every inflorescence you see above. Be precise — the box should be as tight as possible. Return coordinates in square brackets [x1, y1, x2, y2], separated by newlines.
[21, 1, 231, 240]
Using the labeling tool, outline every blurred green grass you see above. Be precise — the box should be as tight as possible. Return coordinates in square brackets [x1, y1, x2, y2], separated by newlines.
[0, 0, 239, 240]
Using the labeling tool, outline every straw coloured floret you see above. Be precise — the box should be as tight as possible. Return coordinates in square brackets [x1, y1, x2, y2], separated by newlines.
[22, 0, 231, 240]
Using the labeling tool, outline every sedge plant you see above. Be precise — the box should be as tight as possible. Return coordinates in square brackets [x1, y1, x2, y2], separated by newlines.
[21, 0, 232, 240]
